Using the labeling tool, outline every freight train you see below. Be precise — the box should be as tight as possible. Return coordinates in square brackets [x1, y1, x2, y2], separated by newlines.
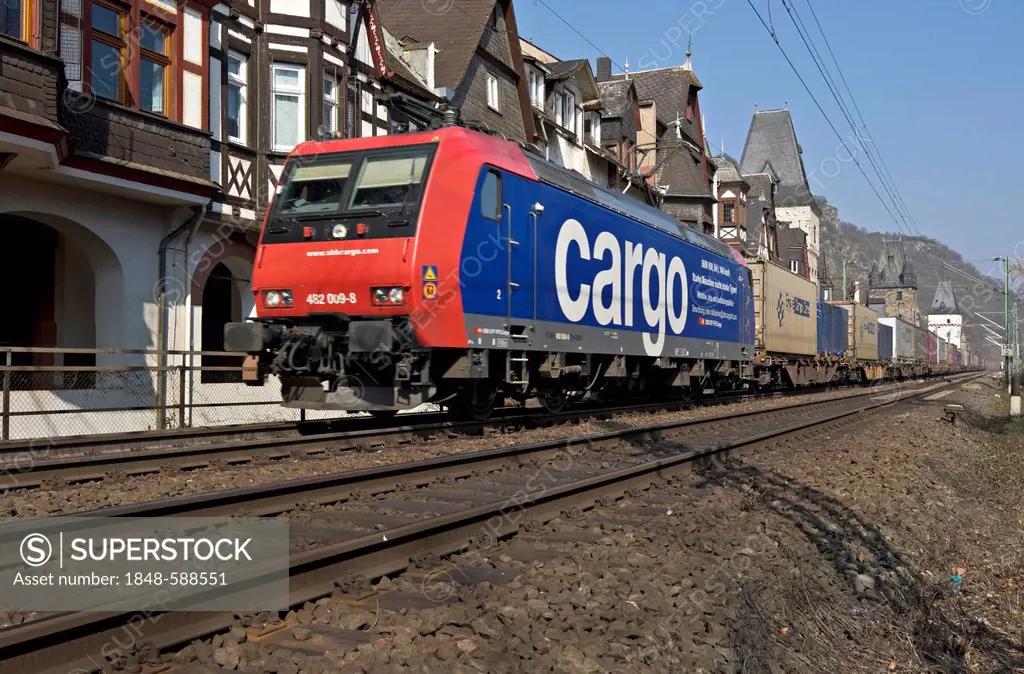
[224, 126, 973, 419]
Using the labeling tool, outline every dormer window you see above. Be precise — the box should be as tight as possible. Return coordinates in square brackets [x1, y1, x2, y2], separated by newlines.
[563, 90, 576, 134]
[528, 68, 545, 109]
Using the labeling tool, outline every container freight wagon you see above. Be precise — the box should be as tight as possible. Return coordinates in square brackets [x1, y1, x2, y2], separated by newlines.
[878, 317, 929, 377]
[817, 300, 848, 357]
[830, 302, 885, 381]
[750, 261, 836, 386]
[749, 261, 818, 356]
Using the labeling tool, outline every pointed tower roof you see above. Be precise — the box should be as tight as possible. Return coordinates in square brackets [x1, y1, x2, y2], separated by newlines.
[740, 108, 811, 200]
[930, 280, 958, 314]
[868, 238, 917, 290]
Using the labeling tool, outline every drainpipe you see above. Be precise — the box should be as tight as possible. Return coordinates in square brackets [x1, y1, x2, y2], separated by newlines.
[156, 204, 207, 430]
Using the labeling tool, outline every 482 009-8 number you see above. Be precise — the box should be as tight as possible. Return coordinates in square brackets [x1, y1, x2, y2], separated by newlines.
[306, 292, 357, 305]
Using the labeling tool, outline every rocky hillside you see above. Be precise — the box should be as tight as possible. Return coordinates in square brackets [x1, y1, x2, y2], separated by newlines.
[817, 198, 1007, 363]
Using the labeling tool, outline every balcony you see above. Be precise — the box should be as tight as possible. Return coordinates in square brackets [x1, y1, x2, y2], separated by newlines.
[60, 96, 212, 189]
[0, 35, 63, 133]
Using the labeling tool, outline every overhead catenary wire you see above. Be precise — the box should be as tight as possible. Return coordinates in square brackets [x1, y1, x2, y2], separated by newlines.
[800, 0, 919, 233]
[777, 0, 944, 287]
[743, 0, 902, 230]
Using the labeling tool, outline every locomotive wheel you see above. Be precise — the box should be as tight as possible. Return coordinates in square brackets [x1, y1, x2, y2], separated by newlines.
[538, 389, 569, 414]
[455, 382, 497, 421]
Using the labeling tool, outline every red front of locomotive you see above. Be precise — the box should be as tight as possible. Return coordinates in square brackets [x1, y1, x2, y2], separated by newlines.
[223, 127, 532, 412]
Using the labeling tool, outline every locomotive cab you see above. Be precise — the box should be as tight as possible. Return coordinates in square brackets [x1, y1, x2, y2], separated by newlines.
[225, 138, 441, 411]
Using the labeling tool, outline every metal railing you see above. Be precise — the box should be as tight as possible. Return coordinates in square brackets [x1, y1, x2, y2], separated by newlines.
[0, 347, 352, 442]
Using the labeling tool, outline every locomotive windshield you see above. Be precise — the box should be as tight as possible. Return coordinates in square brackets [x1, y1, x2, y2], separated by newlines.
[277, 161, 354, 215]
[264, 144, 436, 243]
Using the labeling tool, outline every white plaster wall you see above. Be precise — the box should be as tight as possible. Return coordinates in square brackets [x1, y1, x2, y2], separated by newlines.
[54, 236, 96, 351]
[0, 174, 180, 360]
[928, 314, 963, 349]
[585, 152, 610, 188]
[776, 205, 820, 283]
[553, 134, 588, 179]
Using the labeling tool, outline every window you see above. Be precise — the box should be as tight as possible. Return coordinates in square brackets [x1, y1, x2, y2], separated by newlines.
[1, 0, 31, 41]
[139, 19, 169, 114]
[584, 111, 601, 145]
[349, 153, 430, 210]
[323, 75, 339, 137]
[227, 51, 248, 144]
[90, 2, 125, 103]
[486, 73, 499, 111]
[563, 90, 577, 134]
[896, 291, 903, 300]
[553, 91, 563, 126]
[346, 81, 360, 138]
[277, 161, 354, 215]
[481, 170, 502, 221]
[528, 68, 545, 109]
[272, 64, 306, 151]
[723, 202, 735, 224]
[790, 260, 800, 274]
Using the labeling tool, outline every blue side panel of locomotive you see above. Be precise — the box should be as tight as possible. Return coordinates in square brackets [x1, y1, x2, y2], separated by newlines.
[459, 165, 755, 360]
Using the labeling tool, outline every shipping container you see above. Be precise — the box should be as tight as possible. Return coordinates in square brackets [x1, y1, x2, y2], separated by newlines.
[816, 300, 848, 356]
[830, 302, 879, 361]
[878, 317, 925, 361]
[937, 335, 948, 364]
[947, 343, 957, 366]
[749, 261, 818, 357]
[927, 331, 938, 364]
[878, 322, 894, 362]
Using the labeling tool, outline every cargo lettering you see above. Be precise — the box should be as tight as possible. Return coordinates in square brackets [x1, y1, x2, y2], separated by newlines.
[555, 218, 687, 357]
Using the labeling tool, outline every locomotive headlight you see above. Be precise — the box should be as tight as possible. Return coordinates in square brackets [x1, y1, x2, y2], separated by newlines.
[263, 290, 293, 308]
[331, 224, 348, 239]
[371, 286, 407, 307]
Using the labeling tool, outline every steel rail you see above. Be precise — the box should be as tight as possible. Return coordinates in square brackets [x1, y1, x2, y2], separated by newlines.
[0, 381, 892, 490]
[0, 372, 950, 459]
[0, 373, 982, 674]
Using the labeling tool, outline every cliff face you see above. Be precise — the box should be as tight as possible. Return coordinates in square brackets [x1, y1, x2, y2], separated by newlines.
[818, 198, 1006, 362]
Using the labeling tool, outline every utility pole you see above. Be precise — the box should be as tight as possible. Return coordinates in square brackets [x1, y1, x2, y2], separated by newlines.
[998, 256, 1010, 388]
[1013, 297, 1021, 418]
[842, 261, 847, 301]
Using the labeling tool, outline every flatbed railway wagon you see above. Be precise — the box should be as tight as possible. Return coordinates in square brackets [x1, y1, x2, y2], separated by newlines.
[878, 316, 930, 378]
[748, 261, 836, 386]
[829, 301, 885, 382]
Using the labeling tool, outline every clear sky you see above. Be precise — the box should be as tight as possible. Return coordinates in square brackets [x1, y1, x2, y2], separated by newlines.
[512, 0, 1019, 268]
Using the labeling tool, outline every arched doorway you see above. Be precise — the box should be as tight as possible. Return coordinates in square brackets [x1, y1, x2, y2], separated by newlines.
[0, 216, 59, 359]
[200, 262, 244, 383]
[0, 213, 122, 389]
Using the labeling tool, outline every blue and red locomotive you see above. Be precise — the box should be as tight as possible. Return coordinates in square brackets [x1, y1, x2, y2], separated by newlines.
[224, 126, 968, 418]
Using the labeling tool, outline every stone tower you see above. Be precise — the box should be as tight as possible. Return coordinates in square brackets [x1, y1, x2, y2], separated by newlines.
[867, 238, 920, 324]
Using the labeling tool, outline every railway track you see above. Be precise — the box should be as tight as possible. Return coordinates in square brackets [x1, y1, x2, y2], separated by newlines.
[0, 381, 907, 491]
[0, 374, 946, 464]
[0, 372, 981, 673]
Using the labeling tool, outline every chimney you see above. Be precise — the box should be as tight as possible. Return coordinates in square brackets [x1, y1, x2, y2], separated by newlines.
[596, 56, 612, 82]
